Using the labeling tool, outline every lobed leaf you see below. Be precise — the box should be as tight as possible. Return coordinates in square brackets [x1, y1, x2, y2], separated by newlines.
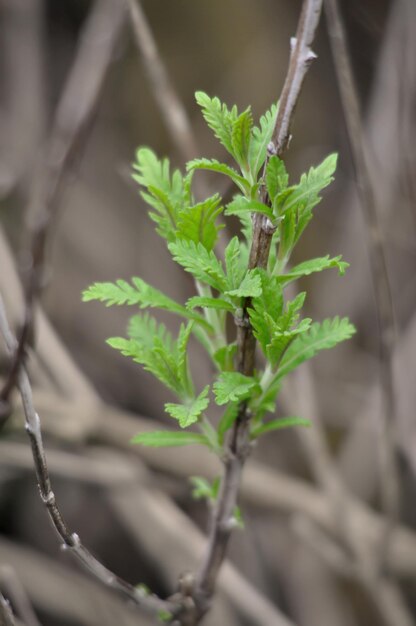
[165, 385, 210, 428]
[213, 372, 260, 406]
[168, 240, 227, 292]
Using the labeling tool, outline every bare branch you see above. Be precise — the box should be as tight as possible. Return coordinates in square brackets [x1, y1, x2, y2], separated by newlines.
[324, 0, 399, 559]
[0, 566, 41, 626]
[0, 591, 15, 626]
[0, 0, 126, 416]
[126, 0, 198, 161]
[0, 295, 176, 620]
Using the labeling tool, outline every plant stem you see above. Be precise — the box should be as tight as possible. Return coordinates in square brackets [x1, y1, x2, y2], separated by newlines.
[182, 1, 324, 623]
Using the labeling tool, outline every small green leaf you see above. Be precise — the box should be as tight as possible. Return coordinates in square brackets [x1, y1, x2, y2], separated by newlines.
[195, 91, 238, 156]
[213, 372, 260, 405]
[225, 196, 274, 220]
[266, 155, 289, 203]
[277, 316, 356, 380]
[157, 609, 173, 623]
[186, 296, 234, 313]
[186, 158, 249, 194]
[169, 240, 227, 292]
[251, 417, 311, 438]
[248, 102, 278, 178]
[131, 431, 209, 448]
[165, 385, 210, 428]
[231, 107, 253, 169]
[213, 343, 237, 372]
[190, 476, 220, 501]
[226, 269, 262, 298]
[218, 402, 239, 442]
[177, 194, 224, 251]
[278, 255, 349, 284]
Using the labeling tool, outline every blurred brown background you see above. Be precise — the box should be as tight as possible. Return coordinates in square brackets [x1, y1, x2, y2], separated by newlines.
[1, 0, 416, 625]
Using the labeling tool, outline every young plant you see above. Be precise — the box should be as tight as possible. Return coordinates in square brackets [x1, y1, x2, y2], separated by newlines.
[83, 91, 355, 619]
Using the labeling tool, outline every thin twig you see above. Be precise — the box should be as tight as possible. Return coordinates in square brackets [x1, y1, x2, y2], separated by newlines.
[0, 566, 41, 626]
[0, 295, 177, 621]
[324, 0, 399, 562]
[0, 0, 126, 420]
[126, 0, 198, 162]
[184, 1, 323, 622]
[0, 591, 15, 626]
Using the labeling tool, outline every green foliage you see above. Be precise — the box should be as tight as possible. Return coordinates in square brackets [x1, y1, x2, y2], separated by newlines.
[84, 91, 354, 456]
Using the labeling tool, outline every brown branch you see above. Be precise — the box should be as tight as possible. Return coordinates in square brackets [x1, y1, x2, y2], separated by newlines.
[182, 1, 323, 623]
[324, 0, 399, 569]
[0, 295, 177, 621]
[0, 0, 126, 420]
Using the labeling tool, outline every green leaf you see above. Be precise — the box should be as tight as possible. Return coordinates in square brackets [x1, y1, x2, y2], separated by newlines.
[131, 431, 209, 448]
[213, 372, 260, 405]
[231, 107, 253, 169]
[186, 158, 249, 194]
[195, 91, 238, 156]
[278, 255, 349, 284]
[132, 147, 185, 242]
[190, 476, 220, 501]
[266, 155, 288, 203]
[177, 194, 224, 251]
[213, 343, 237, 372]
[108, 317, 194, 398]
[277, 317, 356, 380]
[218, 402, 239, 442]
[225, 196, 273, 220]
[251, 417, 311, 438]
[165, 385, 210, 428]
[248, 273, 284, 351]
[83, 279, 210, 329]
[168, 240, 227, 292]
[225, 269, 262, 298]
[224, 236, 245, 292]
[186, 296, 234, 313]
[278, 153, 338, 250]
[248, 102, 278, 178]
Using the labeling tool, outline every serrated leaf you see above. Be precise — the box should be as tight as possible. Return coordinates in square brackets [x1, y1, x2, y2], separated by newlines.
[224, 236, 245, 291]
[83, 278, 209, 329]
[278, 255, 349, 284]
[225, 196, 273, 220]
[213, 343, 237, 372]
[127, 313, 172, 349]
[186, 296, 234, 313]
[165, 385, 210, 428]
[277, 317, 356, 380]
[177, 194, 224, 251]
[177, 322, 194, 396]
[218, 402, 239, 442]
[213, 372, 260, 405]
[195, 91, 238, 156]
[278, 153, 338, 251]
[186, 158, 249, 194]
[248, 102, 278, 178]
[248, 272, 284, 351]
[231, 107, 253, 169]
[266, 155, 288, 203]
[132, 147, 185, 242]
[168, 240, 227, 292]
[131, 431, 209, 448]
[251, 417, 311, 438]
[225, 269, 262, 298]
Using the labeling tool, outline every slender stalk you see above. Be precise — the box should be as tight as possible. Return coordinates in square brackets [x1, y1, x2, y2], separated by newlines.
[324, 0, 399, 568]
[0, 295, 177, 621]
[0, 0, 126, 421]
[182, 1, 324, 622]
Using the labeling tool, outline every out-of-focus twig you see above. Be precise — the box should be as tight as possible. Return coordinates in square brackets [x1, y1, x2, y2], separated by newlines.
[126, 0, 198, 162]
[324, 0, 399, 558]
[0, 0, 126, 420]
[0, 295, 177, 620]
[0, 566, 41, 626]
[0, 591, 15, 626]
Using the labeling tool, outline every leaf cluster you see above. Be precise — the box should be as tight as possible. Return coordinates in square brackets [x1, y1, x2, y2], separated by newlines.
[83, 91, 355, 460]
